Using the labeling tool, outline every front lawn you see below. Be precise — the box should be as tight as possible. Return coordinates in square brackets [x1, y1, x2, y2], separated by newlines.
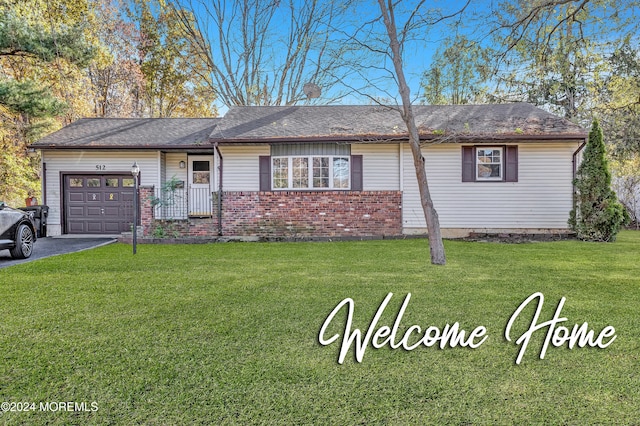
[1, 232, 639, 424]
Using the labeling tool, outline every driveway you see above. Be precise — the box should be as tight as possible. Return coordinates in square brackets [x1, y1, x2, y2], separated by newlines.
[0, 236, 116, 269]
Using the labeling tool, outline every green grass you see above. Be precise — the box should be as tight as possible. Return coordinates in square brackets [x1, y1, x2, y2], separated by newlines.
[1, 232, 639, 425]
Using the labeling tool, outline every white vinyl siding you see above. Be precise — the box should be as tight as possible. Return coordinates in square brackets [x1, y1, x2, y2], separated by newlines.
[402, 142, 579, 231]
[271, 143, 350, 156]
[351, 144, 400, 190]
[160, 152, 166, 184]
[163, 153, 220, 190]
[42, 150, 160, 235]
[164, 153, 188, 186]
[219, 145, 270, 191]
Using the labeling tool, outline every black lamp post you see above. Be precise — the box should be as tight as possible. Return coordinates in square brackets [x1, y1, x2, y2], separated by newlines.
[131, 161, 140, 255]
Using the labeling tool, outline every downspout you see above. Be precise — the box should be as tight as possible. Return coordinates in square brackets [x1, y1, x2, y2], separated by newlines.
[214, 142, 223, 236]
[572, 140, 587, 210]
[42, 161, 47, 206]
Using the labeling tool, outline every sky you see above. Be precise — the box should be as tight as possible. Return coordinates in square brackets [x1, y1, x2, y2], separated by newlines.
[172, 0, 498, 110]
[174, 0, 639, 111]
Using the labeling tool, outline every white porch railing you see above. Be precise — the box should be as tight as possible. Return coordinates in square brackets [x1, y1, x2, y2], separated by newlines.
[154, 187, 214, 219]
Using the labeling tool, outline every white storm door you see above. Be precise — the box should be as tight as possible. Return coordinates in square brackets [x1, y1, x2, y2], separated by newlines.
[188, 156, 213, 216]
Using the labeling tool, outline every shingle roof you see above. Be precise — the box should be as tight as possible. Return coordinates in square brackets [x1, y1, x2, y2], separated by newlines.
[32, 118, 220, 149]
[32, 103, 587, 149]
[210, 103, 587, 143]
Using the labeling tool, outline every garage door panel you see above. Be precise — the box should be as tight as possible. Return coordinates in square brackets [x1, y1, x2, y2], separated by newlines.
[104, 221, 123, 232]
[87, 207, 103, 216]
[106, 192, 120, 201]
[87, 192, 102, 202]
[64, 174, 135, 234]
[69, 206, 85, 216]
[67, 222, 85, 233]
[69, 192, 85, 202]
[87, 222, 104, 233]
[103, 206, 120, 216]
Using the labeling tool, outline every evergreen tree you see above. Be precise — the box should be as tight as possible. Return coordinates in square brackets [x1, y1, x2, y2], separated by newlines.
[0, 10, 94, 118]
[0, 9, 95, 205]
[0, 10, 94, 67]
[569, 120, 629, 241]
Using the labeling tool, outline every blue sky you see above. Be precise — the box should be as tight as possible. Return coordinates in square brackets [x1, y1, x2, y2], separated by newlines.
[174, 0, 498, 109]
[175, 0, 639, 110]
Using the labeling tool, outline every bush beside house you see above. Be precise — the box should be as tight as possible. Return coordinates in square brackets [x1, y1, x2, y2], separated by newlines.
[569, 120, 629, 241]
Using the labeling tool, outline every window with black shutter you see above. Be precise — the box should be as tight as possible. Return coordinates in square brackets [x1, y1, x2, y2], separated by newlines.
[461, 145, 518, 182]
[258, 145, 363, 191]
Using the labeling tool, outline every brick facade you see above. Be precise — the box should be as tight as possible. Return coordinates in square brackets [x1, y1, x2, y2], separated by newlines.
[222, 191, 402, 237]
[141, 189, 403, 238]
[139, 186, 155, 235]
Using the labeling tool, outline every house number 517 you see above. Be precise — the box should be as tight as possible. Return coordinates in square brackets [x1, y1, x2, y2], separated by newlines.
[96, 165, 106, 171]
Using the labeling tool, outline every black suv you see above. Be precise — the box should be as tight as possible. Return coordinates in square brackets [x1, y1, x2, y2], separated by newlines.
[0, 202, 37, 259]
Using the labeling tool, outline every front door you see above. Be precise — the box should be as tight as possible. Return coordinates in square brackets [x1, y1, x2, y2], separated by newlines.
[188, 156, 213, 216]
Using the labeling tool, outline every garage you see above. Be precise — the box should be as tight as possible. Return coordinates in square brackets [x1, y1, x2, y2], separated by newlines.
[64, 174, 136, 234]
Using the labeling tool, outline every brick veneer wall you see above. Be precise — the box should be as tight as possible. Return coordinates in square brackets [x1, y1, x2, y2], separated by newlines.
[141, 189, 402, 238]
[222, 191, 402, 237]
[139, 186, 155, 235]
[149, 217, 219, 238]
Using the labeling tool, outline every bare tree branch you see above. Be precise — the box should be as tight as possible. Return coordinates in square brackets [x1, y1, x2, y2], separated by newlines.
[493, 0, 592, 57]
[168, 0, 352, 107]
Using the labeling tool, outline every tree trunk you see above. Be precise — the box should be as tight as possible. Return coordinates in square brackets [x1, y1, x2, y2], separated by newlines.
[377, 0, 446, 265]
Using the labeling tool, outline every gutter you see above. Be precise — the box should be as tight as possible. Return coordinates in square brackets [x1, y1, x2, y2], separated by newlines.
[572, 140, 587, 210]
[210, 133, 589, 145]
[214, 141, 223, 236]
[572, 141, 587, 177]
[31, 133, 589, 149]
[29, 145, 219, 151]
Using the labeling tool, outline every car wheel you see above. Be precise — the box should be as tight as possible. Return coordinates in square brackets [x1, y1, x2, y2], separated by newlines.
[9, 224, 34, 259]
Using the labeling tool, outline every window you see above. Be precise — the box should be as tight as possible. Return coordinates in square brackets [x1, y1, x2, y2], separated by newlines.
[259, 144, 362, 191]
[271, 156, 351, 190]
[476, 147, 502, 180]
[272, 158, 288, 189]
[333, 157, 350, 189]
[192, 160, 210, 184]
[462, 146, 518, 183]
[292, 157, 309, 188]
[313, 157, 329, 188]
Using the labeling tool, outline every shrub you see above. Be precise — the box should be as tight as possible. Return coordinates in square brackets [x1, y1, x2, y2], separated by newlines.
[569, 120, 629, 241]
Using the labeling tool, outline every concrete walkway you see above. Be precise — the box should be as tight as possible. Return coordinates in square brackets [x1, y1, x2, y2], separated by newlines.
[0, 236, 117, 269]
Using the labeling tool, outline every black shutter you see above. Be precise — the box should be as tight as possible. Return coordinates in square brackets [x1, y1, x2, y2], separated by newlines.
[462, 146, 475, 182]
[351, 155, 363, 191]
[505, 146, 518, 182]
[259, 156, 271, 191]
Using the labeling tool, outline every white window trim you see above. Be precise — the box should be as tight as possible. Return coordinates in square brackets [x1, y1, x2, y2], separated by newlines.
[476, 147, 503, 181]
[272, 155, 351, 190]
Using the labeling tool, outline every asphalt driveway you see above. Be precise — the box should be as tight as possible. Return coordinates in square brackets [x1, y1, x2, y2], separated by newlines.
[0, 237, 116, 269]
